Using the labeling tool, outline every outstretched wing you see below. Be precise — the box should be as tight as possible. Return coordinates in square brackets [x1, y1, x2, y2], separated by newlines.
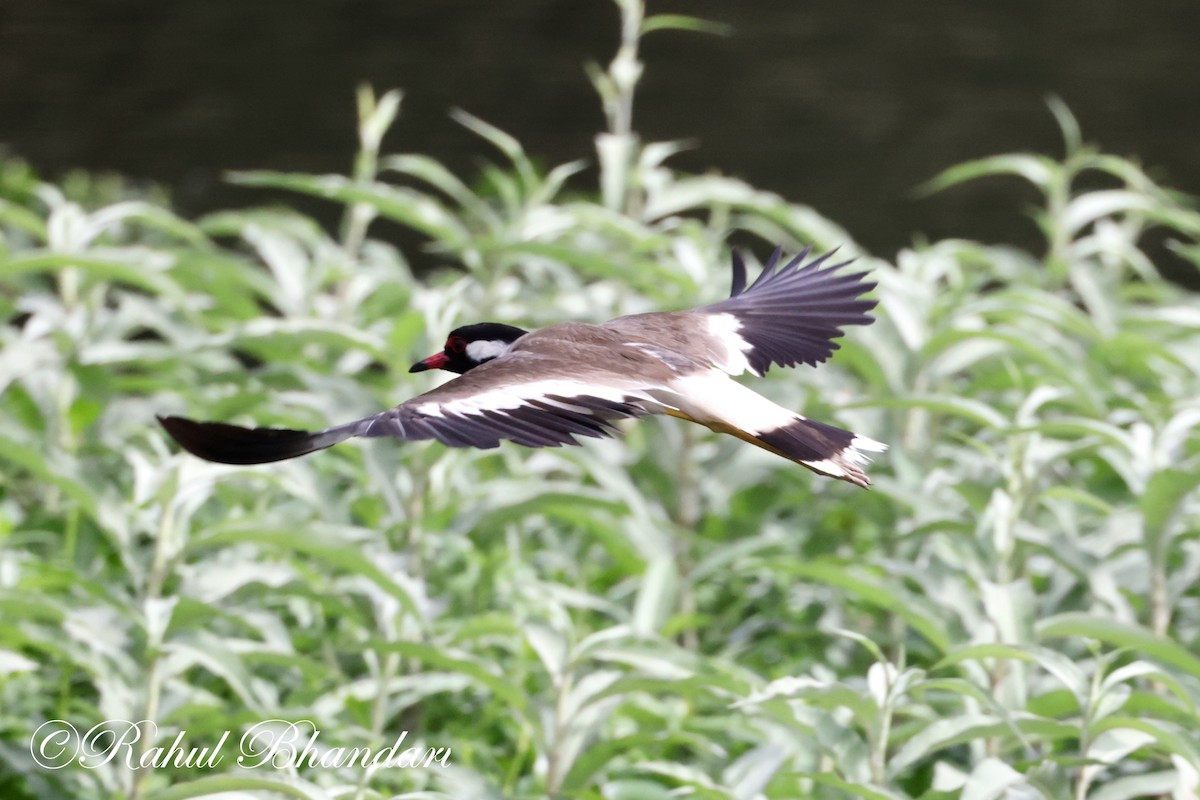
[699, 247, 877, 376]
[158, 346, 664, 465]
[355, 363, 655, 450]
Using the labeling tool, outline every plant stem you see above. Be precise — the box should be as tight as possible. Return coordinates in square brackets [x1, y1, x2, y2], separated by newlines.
[674, 425, 700, 651]
[602, 0, 645, 216]
[544, 670, 573, 798]
[1045, 169, 1072, 284]
[870, 672, 894, 786]
[129, 502, 176, 800]
[341, 86, 399, 262]
[1072, 666, 1102, 800]
[1150, 557, 1170, 638]
[612, 0, 642, 139]
[353, 650, 401, 800]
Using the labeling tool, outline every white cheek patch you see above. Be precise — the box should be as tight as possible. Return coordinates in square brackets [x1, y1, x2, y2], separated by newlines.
[466, 339, 513, 363]
[705, 313, 756, 376]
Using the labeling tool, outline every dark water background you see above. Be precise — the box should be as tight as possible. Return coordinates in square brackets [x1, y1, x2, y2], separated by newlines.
[2, 0, 1198, 280]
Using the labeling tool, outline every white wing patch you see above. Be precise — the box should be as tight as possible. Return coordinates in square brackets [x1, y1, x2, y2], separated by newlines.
[705, 313, 756, 376]
[417, 379, 656, 418]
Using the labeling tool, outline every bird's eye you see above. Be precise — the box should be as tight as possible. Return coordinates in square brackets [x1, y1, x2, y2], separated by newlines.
[447, 337, 467, 354]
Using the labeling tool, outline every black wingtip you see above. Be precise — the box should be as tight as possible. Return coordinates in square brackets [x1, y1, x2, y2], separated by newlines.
[157, 415, 329, 465]
[729, 250, 748, 297]
[749, 245, 795, 292]
[766, 246, 784, 271]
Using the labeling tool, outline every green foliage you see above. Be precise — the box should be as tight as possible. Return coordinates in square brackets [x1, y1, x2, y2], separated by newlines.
[2, 4, 1200, 800]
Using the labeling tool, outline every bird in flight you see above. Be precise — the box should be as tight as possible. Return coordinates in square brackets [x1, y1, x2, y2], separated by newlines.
[159, 247, 886, 485]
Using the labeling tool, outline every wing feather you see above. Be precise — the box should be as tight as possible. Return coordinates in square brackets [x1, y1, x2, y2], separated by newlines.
[352, 357, 658, 450]
[701, 247, 878, 375]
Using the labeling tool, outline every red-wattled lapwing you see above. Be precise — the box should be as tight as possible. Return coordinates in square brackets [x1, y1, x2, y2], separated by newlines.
[159, 247, 886, 485]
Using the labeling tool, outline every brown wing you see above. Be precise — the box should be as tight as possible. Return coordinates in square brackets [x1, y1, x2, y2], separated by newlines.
[158, 325, 675, 464]
[354, 328, 673, 449]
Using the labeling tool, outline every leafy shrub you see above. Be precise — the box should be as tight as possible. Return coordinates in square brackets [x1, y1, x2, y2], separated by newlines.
[1, 2, 1198, 799]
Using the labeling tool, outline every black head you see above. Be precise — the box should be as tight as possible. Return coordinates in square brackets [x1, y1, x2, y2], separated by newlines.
[408, 322, 529, 374]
